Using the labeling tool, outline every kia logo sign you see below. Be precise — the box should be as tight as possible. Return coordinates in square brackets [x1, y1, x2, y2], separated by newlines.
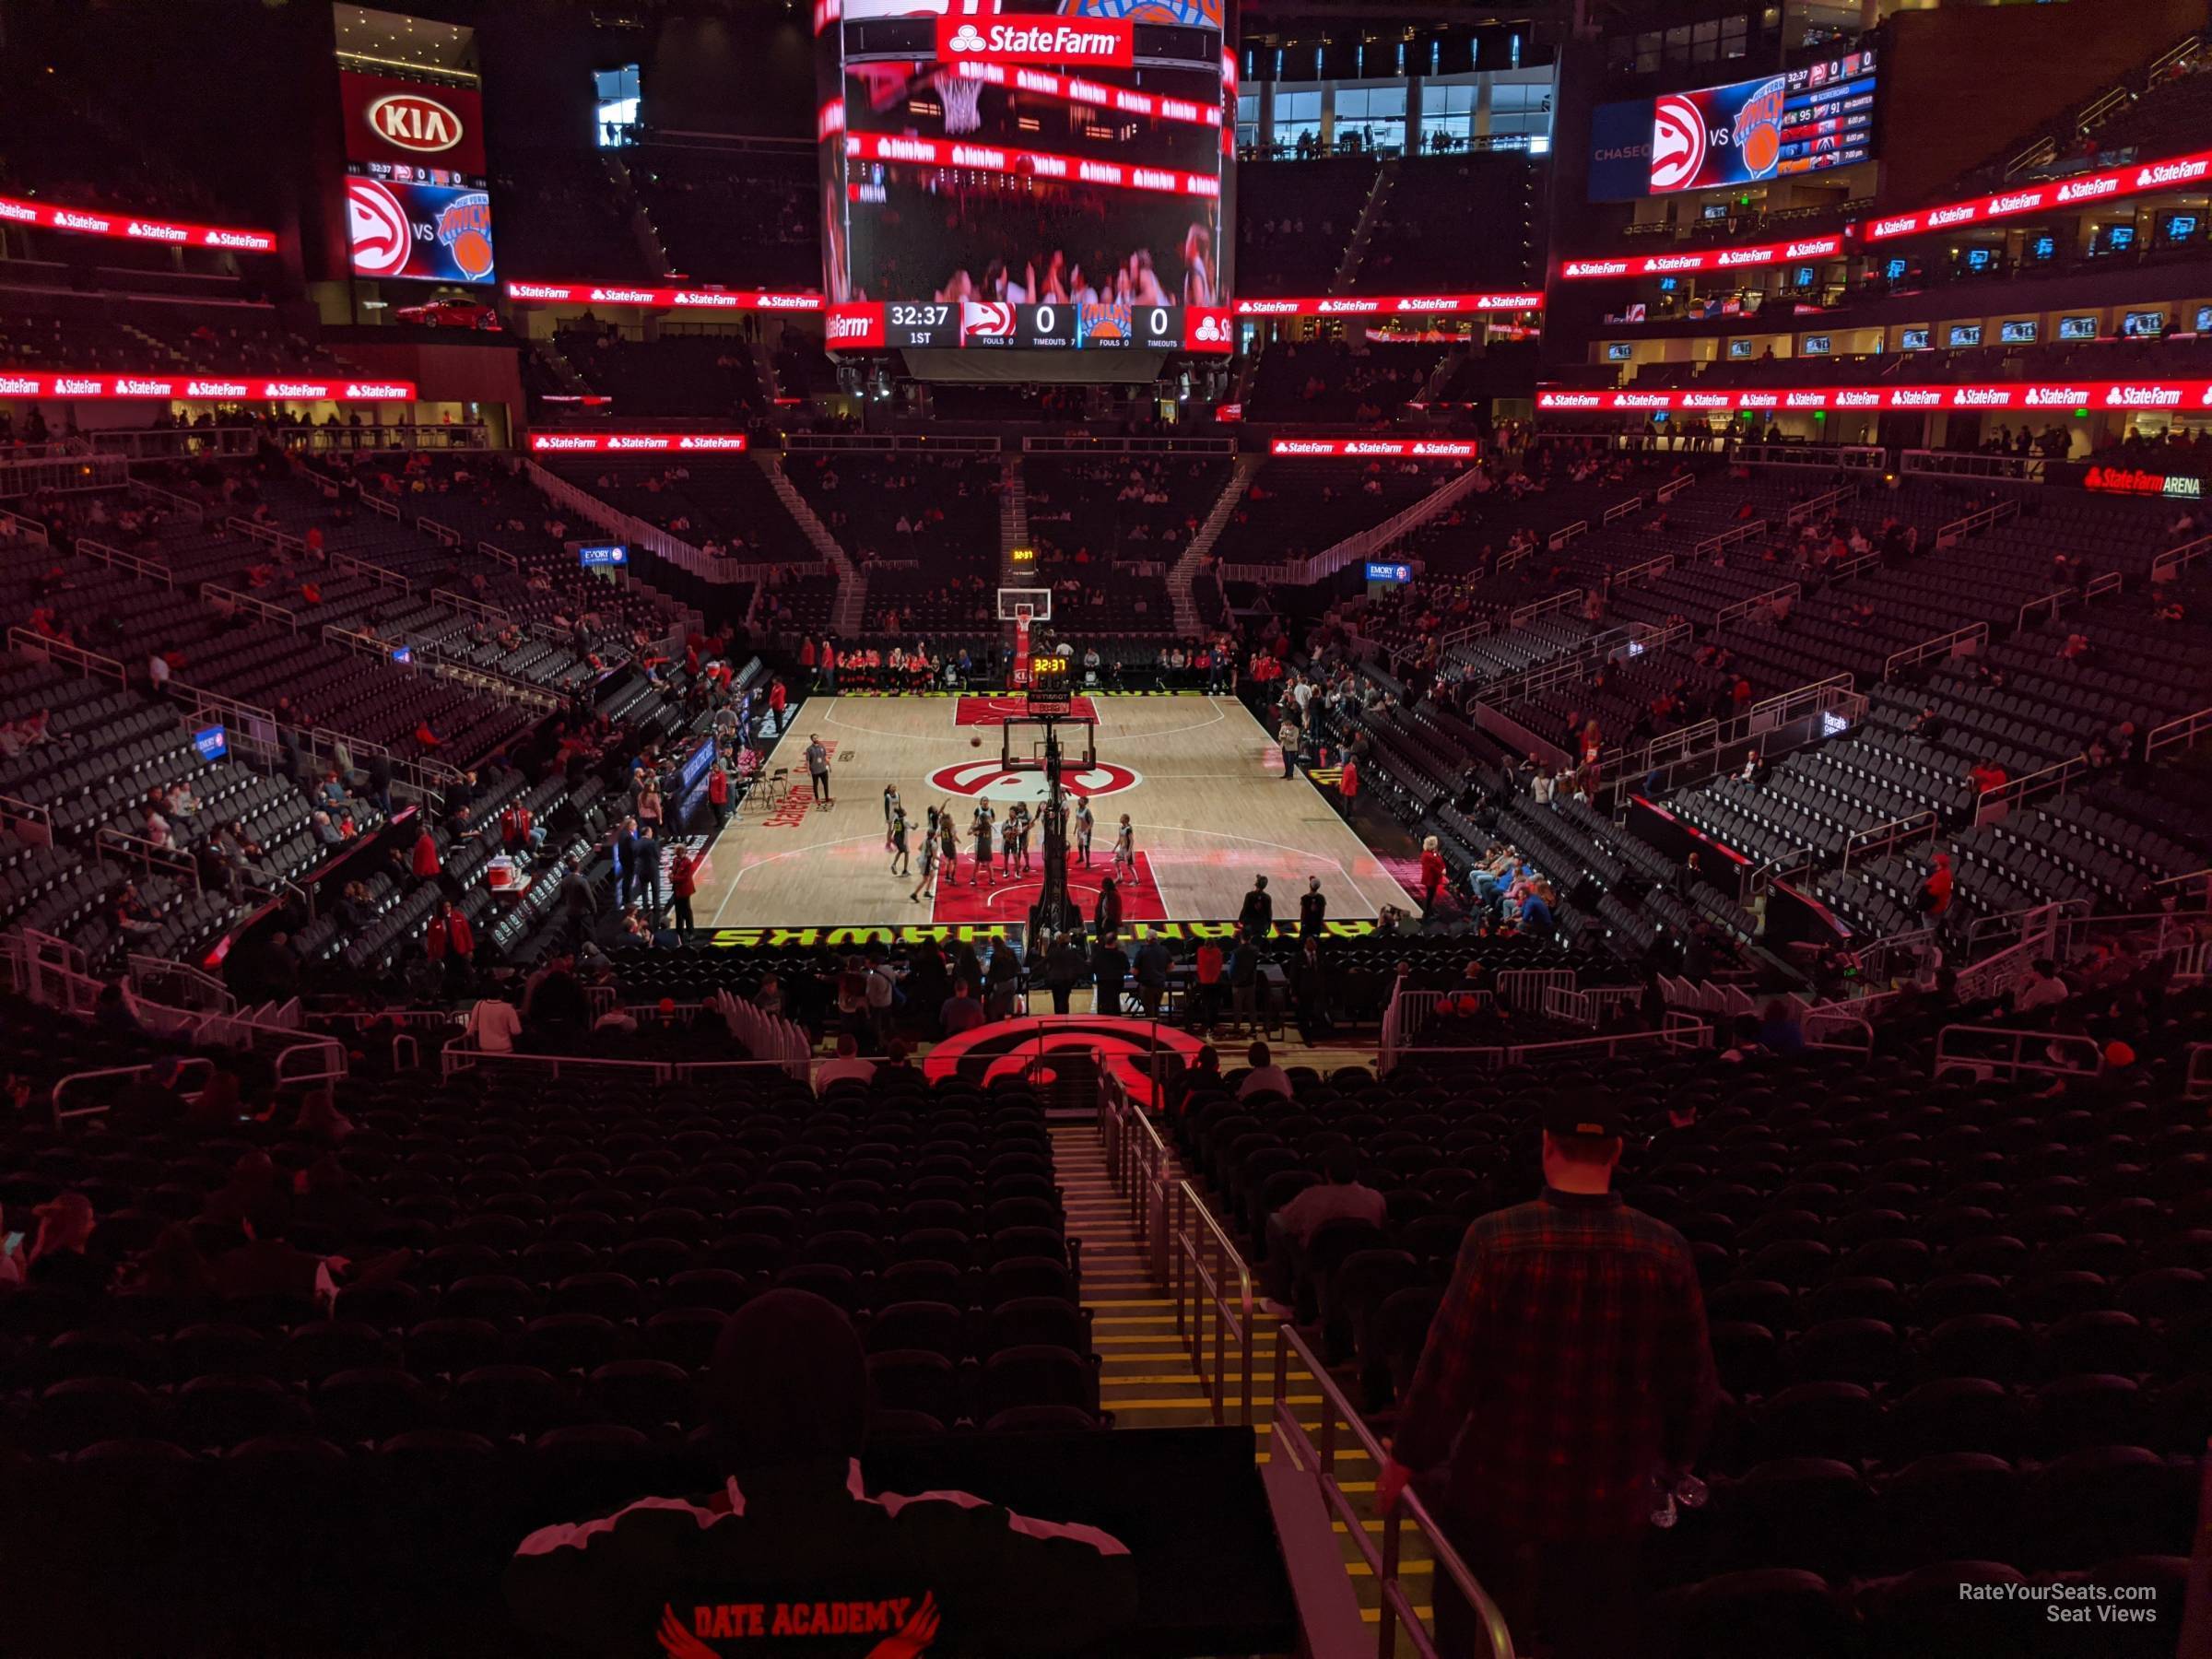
[367, 92, 465, 154]
[346, 178, 411, 277]
[1650, 94, 1707, 193]
[934, 15, 1134, 66]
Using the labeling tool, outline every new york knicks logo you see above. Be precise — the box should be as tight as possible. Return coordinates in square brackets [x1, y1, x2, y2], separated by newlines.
[435, 192, 495, 280]
[1731, 76, 1788, 178]
[1078, 299, 1131, 344]
[924, 760, 1141, 803]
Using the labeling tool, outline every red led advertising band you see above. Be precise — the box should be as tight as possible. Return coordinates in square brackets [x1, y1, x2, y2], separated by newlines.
[939, 60, 1222, 126]
[0, 371, 412, 400]
[1231, 293, 1544, 316]
[843, 132, 1219, 198]
[527, 433, 752, 453]
[504, 282, 823, 312]
[0, 192, 276, 253]
[1557, 234, 1846, 279]
[1269, 438, 1480, 458]
[1536, 380, 2212, 413]
[1864, 147, 2212, 242]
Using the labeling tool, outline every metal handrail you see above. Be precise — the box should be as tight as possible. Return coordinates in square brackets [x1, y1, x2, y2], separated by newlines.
[1934, 1024, 2105, 1082]
[1171, 1179, 1253, 1427]
[1270, 1323, 1515, 1659]
[49, 1058, 215, 1125]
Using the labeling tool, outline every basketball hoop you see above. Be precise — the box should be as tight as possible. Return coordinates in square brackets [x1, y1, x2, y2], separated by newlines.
[937, 70, 984, 135]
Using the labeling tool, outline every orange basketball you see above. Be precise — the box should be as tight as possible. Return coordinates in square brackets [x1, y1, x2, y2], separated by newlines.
[971, 735, 983, 747]
[450, 229, 494, 279]
[1741, 124, 1781, 176]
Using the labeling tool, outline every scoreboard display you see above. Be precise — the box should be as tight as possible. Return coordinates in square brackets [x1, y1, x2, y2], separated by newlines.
[835, 299, 1230, 354]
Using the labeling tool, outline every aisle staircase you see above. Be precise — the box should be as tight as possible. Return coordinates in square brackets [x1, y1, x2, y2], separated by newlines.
[1329, 157, 1399, 296]
[757, 453, 865, 632]
[1055, 1108, 1444, 1636]
[1167, 453, 1263, 633]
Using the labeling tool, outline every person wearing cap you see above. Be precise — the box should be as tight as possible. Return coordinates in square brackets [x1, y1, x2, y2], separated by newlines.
[1379, 1098, 1717, 1659]
[506, 1289, 1136, 1655]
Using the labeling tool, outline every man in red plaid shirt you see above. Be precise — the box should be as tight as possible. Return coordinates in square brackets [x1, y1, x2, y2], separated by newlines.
[1379, 1099, 1717, 1658]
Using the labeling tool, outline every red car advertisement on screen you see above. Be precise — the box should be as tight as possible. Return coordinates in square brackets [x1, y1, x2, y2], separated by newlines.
[821, 0, 1228, 348]
[340, 71, 488, 176]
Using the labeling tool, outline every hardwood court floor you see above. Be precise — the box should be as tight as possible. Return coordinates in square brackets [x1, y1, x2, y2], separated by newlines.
[698, 694, 1418, 930]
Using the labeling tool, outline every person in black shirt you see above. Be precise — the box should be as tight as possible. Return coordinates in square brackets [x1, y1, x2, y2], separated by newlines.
[1297, 877, 1326, 940]
[1237, 877, 1272, 944]
[506, 1291, 1135, 1656]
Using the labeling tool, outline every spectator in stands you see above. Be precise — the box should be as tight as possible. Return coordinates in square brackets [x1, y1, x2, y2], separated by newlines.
[2013, 958, 2070, 1013]
[814, 1031, 876, 1093]
[1418, 836, 1447, 912]
[1968, 759, 2008, 796]
[1238, 1040, 1293, 1100]
[1274, 1148, 1385, 1247]
[25, 1191, 104, 1298]
[940, 978, 986, 1035]
[507, 1289, 1134, 1651]
[1914, 852, 1955, 920]
[410, 825, 441, 886]
[1381, 1098, 1717, 1659]
[465, 990, 524, 1054]
[1755, 998, 1806, 1056]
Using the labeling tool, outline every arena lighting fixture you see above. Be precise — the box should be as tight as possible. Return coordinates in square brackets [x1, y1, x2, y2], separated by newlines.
[504, 282, 823, 312]
[1230, 293, 1544, 316]
[525, 432, 750, 453]
[0, 371, 415, 400]
[0, 191, 276, 253]
[1535, 379, 2212, 414]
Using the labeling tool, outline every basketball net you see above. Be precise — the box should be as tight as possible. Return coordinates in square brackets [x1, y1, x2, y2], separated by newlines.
[937, 69, 984, 135]
[1013, 605, 1033, 689]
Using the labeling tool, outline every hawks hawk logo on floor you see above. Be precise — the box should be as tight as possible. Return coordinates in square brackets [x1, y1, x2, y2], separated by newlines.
[924, 760, 1140, 805]
[924, 1015, 1204, 1107]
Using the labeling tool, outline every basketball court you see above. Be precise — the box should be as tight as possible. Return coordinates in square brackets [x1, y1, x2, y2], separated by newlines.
[695, 692, 1418, 929]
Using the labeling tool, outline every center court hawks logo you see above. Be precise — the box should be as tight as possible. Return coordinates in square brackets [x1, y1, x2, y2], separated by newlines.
[925, 759, 1140, 804]
[925, 1015, 1204, 1107]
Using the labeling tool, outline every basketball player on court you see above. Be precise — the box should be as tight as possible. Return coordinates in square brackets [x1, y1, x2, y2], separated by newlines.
[888, 806, 911, 877]
[909, 821, 937, 903]
[938, 808, 959, 888]
[1075, 798, 1095, 868]
[971, 803, 996, 888]
[999, 810, 1018, 880]
[1013, 803, 1033, 874]
[1112, 813, 1135, 878]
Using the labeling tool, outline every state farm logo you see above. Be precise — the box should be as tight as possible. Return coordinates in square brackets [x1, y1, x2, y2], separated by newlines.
[54, 210, 111, 232]
[961, 301, 1015, 343]
[1988, 192, 2042, 215]
[367, 92, 465, 154]
[1649, 254, 1706, 271]
[1315, 299, 1380, 314]
[187, 379, 249, 398]
[1273, 439, 1346, 452]
[126, 221, 187, 243]
[1616, 394, 1670, 409]
[1954, 388, 2010, 406]
[0, 200, 36, 223]
[755, 294, 822, 311]
[1193, 312, 1227, 344]
[1784, 392, 1827, 407]
[2025, 387, 2088, 406]
[114, 378, 171, 396]
[2057, 175, 2119, 203]
[1869, 217, 1918, 238]
[264, 382, 326, 398]
[1892, 390, 1942, 407]
[925, 760, 1141, 804]
[1409, 441, 1477, 457]
[1538, 393, 1602, 408]
[1236, 300, 1300, 314]
[204, 229, 271, 250]
[676, 436, 747, 451]
[590, 288, 658, 304]
[53, 377, 101, 395]
[1682, 393, 1732, 409]
[1564, 260, 1629, 277]
[1786, 239, 1840, 258]
[344, 382, 412, 399]
[2106, 384, 2181, 406]
[937, 17, 1133, 65]
[1927, 206, 1976, 227]
[826, 311, 876, 342]
[1834, 391, 1880, 407]
[530, 435, 601, 451]
[2136, 158, 2209, 188]
[0, 376, 39, 395]
[508, 282, 570, 300]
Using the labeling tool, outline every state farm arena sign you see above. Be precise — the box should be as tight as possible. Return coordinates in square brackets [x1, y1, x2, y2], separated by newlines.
[924, 759, 1142, 805]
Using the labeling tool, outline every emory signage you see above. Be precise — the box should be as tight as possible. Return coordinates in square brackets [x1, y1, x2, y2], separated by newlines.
[1536, 380, 2212, 414]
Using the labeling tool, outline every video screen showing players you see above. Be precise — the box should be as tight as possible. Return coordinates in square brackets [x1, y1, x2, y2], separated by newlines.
[818, 0, 1230, 349]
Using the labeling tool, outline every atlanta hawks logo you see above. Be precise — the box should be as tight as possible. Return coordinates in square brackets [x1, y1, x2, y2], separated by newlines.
[924, 760, 1141, 804]
[924, 1015, 1204, 1106]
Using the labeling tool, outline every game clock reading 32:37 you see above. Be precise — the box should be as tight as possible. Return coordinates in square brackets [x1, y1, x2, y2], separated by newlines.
[882, 300, 1193, 350]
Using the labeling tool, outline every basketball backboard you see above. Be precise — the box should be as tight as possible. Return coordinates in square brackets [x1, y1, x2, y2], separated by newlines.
[995, 586, 1053, 622]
